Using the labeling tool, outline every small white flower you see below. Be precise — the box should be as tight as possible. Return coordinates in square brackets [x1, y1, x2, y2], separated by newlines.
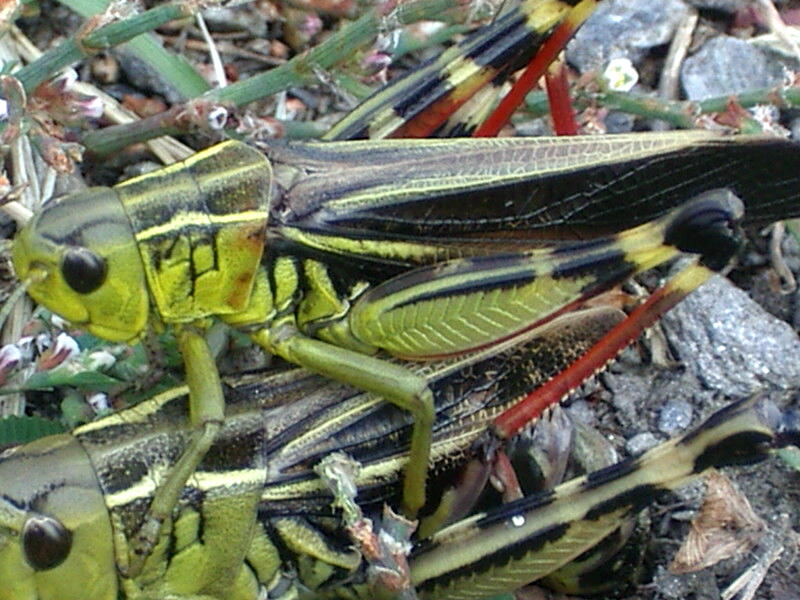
[0, 344, 21, 369]
[207, 106, 228, 130]
[87, 393, 110, 413]
[82, 96, 105, 120]
[603, 58, 639, 92]
[53, 68, 79, 91]
[35, 333, 52, 353]
[52, 332, 80, 360]
[15, 336, 34, 361]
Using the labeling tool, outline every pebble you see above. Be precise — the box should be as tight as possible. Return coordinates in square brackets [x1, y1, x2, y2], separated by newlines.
[567, 0, 690, 73]
[681, 36, 785, 100]
[115, 51, 186, 105]
[661, 275, 800, 396]
[564, 399, 597, 426]
[626, 431, 659, 455]
[651, 566, 720, 599]
[658, 398, 693, 435]
[604, 110, 636, 133]
[201, 6, 268, 37]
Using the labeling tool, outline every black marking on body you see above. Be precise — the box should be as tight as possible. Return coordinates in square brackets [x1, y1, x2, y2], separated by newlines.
[203, 426, 263, 472]
[480, 27, 541, 71]
[691, 431, 773, 472]
[37, 188, 132, 247]
[267, 238, 414, 284]
[125, 194, 204, 235]
[41, 217, 127, 247]
[99, 455, 153, 495]
[162, 234, 182, 264]
[188, 231, 199, 299]
[164, 519, 179, 569]
[391, 75, 447, 121]
[377, 254, 537, 310]
[550, 248, 630, 283]
[472, 489, 558, 531]
[463, 11, 535, 69]
[417, 521, 569, 592]
[196, 492, 207, 543]
[392, 268, 538, 310]
[582, 457, 641, 491]
[679, 397, 749, 446]
[584, 484, 660, 521]
[390, 5, 536, 121]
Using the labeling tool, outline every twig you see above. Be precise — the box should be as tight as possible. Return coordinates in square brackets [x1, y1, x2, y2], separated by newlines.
[14, 2, 198, 94]
[160, 35, 287, 65]
[8, 24, 193, 164]
[525, 81, 800, 130]
[721, 522, 785, 600]
[81, 0, 475, 154]
[756, 0, 800, 63]
[196, 12, 227, 88]
[768, 221, 797, 293]
[658, 8, 698, 102]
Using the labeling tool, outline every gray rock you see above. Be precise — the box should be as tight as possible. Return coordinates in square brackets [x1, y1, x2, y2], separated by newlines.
[201, 6, 268, 37]
[602, 368, 653, 425]
[681, 36, 785, 100]
[661, 275, 800, 396]
[115, 50, 186, 105]
[602, 364, 711, 431]
[604, 110, 636, 133]
[626, 431, 660, 455]
[651, 567, 721, 600]
[564, 399, 597, 426]
[567, 0, 691, 73]
[658, 398, 693, 435]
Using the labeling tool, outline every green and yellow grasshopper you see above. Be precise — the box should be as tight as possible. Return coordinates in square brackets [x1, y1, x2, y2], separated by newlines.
[9, 132, 781, 561]
[0, 311, 796, 600]
[5, 0, 800, 583]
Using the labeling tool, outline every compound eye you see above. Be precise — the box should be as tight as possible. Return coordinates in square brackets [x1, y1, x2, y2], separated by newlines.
[22, 515, 72, 571]
[61, 247, 107, 294]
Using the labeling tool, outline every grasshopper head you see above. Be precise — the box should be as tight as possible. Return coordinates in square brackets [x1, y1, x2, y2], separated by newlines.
[0, 434, 117, 600]
[11, 188, 149, 342]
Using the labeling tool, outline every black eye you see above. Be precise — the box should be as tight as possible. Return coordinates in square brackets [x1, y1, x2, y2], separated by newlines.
[61, 247, 107, 294]
[22, 515, 72, 570]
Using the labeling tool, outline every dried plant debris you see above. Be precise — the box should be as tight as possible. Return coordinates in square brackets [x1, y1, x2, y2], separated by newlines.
[670, 469, 766, 574]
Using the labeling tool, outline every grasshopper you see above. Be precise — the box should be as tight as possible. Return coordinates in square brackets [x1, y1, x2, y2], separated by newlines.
[0, 311, 796, 600]
[5, 0, 800, 580]
[7, 135, 775, 562]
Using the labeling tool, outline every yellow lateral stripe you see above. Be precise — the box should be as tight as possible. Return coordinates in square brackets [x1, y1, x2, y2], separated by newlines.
[133, 209, 266, 242]
[76, 386, 191, 432]
[105, 467, 265, 508]
[114, 142, 249, 187]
